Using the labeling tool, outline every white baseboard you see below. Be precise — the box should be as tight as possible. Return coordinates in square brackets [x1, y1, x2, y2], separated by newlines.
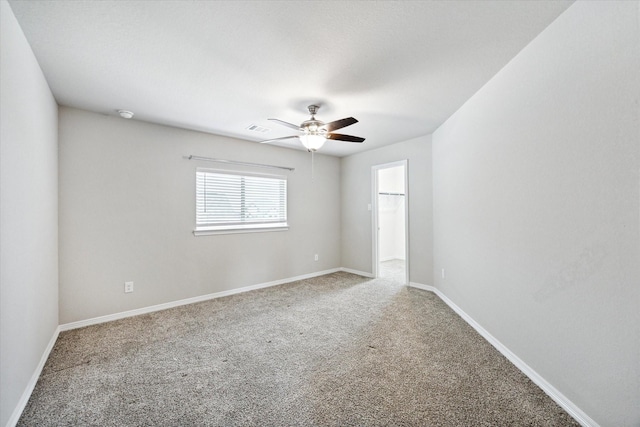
[6, 325, 60, 427]
[409, 282, 436, 292]
[60, 268, 341, 331]
[408, 282, 599, 427]
[339, 267, 375, 278]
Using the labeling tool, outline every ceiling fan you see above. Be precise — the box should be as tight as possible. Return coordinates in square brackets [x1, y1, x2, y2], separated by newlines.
[260, 105, 365, 152]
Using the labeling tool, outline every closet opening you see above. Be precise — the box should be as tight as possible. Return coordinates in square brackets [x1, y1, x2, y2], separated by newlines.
[372, 160, 408, 284]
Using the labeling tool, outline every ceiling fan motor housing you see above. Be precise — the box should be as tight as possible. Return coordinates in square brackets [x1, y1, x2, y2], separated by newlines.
[301, 119, 327, 136]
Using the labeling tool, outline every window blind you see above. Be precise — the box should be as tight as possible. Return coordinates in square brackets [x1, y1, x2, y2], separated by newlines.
[196, 169, 287, 232]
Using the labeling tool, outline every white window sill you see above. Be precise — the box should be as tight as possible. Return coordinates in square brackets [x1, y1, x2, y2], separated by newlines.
[193, 223, 289, 236]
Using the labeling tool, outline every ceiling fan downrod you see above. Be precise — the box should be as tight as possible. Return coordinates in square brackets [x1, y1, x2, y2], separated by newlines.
[307, 104, 319, 118]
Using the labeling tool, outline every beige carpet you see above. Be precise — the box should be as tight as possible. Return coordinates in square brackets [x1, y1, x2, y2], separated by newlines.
[18, 271, 579, 426]
[379, 259, 406, 283]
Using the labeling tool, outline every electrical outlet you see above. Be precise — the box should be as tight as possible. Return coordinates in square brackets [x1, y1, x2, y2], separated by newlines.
[314, 254, 319, 261]
[124, 281, 134, 293]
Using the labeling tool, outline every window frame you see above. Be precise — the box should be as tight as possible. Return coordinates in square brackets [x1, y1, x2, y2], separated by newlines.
[193, 168, 289, 236]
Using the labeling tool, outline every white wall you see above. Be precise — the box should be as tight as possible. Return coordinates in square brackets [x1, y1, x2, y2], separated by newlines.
[378, 199, 405, 261]
[0, 1, 59, 425]
[378, 166, 405, 261]
[58, 107, 341, 324]
[378, 166, 405, 194]
[341, 135, 432, 284]
[432, 1, 639, 426]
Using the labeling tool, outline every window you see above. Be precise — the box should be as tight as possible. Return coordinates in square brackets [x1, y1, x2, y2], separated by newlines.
[194, 168, 288, 235]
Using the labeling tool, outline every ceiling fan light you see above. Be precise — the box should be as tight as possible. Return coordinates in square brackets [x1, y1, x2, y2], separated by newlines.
[300, 134, 326, 152]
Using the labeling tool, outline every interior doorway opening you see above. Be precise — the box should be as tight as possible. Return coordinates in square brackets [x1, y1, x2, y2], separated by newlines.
[372, 160, 408, 284]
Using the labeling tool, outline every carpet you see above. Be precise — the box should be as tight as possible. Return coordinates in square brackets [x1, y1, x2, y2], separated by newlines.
[18, 271, 579, 426]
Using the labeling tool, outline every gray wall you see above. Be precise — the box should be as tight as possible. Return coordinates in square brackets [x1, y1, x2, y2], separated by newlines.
[0, 1, 59, 425]
[58, 107, 341, 324]
[341, 135, 433, 285]
[432, 1, 639, 425]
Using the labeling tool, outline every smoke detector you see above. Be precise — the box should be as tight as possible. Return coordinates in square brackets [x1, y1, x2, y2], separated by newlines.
[117, 110, 134, 119]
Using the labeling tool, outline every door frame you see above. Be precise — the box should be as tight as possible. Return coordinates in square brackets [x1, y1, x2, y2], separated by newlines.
[371, 159, 409, 285]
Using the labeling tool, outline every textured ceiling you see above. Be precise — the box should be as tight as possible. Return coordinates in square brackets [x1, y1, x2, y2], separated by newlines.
[8, 0, 573, 157]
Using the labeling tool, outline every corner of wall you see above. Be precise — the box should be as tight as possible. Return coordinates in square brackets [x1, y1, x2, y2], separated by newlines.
[0, 1, 59, 425]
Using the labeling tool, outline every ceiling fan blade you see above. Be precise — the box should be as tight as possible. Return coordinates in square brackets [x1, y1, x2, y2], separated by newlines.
[324, 117, 358, 132]
[268, 118, 302, 131]
[259, 135, 300, 144]
[327, 133, 365, 143]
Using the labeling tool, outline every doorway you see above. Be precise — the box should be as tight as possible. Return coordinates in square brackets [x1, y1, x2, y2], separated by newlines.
[372, 160, 408, 284]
